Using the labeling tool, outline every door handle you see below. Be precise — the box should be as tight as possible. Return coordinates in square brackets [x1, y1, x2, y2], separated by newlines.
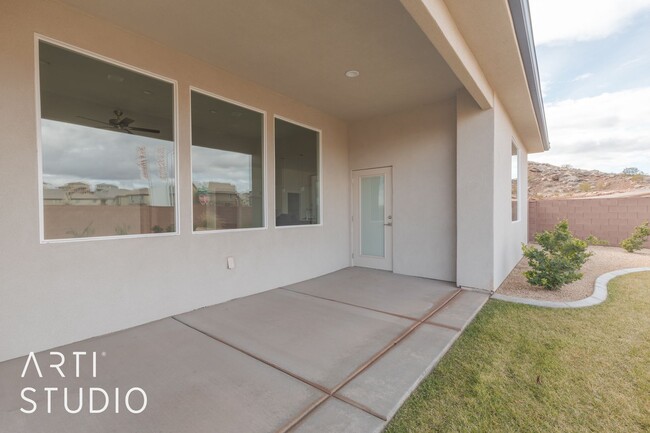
[384, 223, 392, 226]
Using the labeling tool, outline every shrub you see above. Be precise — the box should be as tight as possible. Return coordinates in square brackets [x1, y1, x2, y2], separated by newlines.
[622, 167, 642, 175]
[522, 220, 592, 290]
[585, 235, 609, 246]
[620, 221, 650, 253]
[114, 224, 130, 235]
[579, 182, 591, 192]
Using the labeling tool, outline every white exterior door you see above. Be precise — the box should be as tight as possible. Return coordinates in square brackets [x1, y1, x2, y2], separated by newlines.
[352, 167, 393, 271]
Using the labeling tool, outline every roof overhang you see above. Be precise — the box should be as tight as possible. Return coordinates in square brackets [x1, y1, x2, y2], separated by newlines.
[52, 0, 548, 151]
[508, 0, 550, 151]
[401, 0, 549, 153]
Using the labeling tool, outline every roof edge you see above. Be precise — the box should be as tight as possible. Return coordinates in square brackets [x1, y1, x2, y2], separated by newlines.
[507, 0, 550, 151]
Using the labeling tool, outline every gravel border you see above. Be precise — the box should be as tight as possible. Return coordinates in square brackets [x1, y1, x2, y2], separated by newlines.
[492, 267, 650, 308]
[495, 246, 650, 302]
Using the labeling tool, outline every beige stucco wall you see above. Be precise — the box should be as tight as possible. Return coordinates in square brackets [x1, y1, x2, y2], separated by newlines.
[493, 96, 528, 288]
[349, 100, 457, 281]
[456, 90, 528, 291]
[456, 90, 495, 290]
[0, 0, 350, 362]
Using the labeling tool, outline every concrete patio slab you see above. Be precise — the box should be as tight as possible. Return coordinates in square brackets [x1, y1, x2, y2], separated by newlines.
[2, 268, 491, 433]
[0, 318, 325, 433]
[335, 323, 460, 420]
[290, 398, 384, 433]
[175, 288, 414, 390]
[427, 289, 490, 330]
[283, 267, 459, 319]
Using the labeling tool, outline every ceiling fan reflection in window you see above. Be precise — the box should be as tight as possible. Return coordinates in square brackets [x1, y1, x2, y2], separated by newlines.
[77, 110, 160, 135]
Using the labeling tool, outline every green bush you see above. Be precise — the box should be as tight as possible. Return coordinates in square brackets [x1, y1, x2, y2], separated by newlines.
[585, 234, 609, 246]
[620, 221, 650, 253]
[522, 220, 592, 290]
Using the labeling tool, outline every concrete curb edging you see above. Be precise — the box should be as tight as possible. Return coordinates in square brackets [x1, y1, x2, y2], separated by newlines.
[491, 267, 650, 308]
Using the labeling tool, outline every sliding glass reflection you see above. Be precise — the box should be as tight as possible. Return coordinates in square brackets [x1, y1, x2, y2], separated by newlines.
[39, 41, 176, 240]
[191, 91, 264, 230]
[275, 118, 320, 226]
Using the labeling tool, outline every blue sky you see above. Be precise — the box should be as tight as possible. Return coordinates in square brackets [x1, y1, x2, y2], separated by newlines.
[528, 0, 650, 174]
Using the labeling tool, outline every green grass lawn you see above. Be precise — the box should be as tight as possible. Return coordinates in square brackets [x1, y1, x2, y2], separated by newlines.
[385, 271, 650, 433]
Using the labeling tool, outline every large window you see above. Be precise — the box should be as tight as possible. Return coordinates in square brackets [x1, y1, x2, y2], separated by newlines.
[275, 118, 320, 226]
[511, 142, 520, 221]
[38, 40, 176, 241]
[191, 90, 264, 231]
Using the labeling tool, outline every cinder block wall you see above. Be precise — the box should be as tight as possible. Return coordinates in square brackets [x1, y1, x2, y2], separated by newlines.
[529, 197, 650, 247]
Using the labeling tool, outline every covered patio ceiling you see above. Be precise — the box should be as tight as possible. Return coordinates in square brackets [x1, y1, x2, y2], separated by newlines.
[55, 0, 463, 121]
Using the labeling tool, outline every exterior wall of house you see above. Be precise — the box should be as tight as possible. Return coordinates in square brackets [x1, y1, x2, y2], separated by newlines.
[456, 91, 529, 291]
[349, 100, 457, 281]
[0, 0, 350, 362]
[493, 96, 528, 288]
[456, 90, 495, 290]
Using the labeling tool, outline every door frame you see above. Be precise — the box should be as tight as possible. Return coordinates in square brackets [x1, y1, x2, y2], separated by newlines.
[351, 166, 393, 271]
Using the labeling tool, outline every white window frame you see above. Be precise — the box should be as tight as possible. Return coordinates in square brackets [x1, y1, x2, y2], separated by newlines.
[35, 34, 180, 243]
[189, 86, 268, 234]
[273, 115, 323, 229]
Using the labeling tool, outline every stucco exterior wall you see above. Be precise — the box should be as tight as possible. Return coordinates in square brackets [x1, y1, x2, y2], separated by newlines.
[0, 0, 350, 362]
[349, 100, 457, 281]
[456, 91, 529, 291]
[493, 96, 528, 288]
[456, 90, 495, 290]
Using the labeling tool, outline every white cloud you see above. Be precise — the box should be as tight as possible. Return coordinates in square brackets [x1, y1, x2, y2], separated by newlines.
[191, 146, 253, 193]
[41, 119, 175, 189]
[529, 0, 650, 45]
[530, 87, 650, 173]
[573, 73, 593, 81]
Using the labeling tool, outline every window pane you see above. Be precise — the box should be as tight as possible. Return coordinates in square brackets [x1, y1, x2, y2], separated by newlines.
[360, 175, 385, 257]
[511, 143, 519, 221]
[39, 41, 176, 240]
[275, 119, 320, 226]
[191, 91, 264, 230]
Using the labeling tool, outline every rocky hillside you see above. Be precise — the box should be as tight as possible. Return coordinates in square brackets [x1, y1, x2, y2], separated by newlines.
[529, 162, 650, 200]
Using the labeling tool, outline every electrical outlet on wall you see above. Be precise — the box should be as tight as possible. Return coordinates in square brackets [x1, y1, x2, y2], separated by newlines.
[227, 257, 235, 270]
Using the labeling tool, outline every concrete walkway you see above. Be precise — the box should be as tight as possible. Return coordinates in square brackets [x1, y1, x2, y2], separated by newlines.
[0, 267, 489, 433]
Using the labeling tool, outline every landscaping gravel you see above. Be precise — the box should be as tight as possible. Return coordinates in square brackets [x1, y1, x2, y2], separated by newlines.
[496, 245, 650, 302]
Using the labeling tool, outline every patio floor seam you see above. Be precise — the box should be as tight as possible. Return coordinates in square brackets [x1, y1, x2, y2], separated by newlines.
[279, 286, 458, 323]
[279, 288, 464, 431]
[423, 321, 462, 332]
[172, 317, 389, 428]
[171, 316, 331, 394]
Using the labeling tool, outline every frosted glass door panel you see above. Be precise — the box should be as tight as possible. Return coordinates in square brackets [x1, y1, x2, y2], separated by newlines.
[360, 175, 385, 257]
